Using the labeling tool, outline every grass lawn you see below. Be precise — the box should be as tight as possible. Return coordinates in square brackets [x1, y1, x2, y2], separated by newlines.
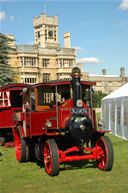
[0, 133, 128, 193]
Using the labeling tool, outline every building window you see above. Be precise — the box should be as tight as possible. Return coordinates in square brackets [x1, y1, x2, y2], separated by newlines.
[97, 82, 102, 86]
[45, 30, 47, 40]
[57, 73, 71, 80]
[54, 31, 56, 41]
[20, 57, 23, 65]
[108, 82, 112, 86]
[42, 59, 49, 67]
[59, 59, 63, 67]
[38, 31, 40, 38]
[43, 73, 50, 82]
[113, 81, 118, 86]
[24, 57, 36, 66]
[20, 57, 36, 67]
[24, 78, 37, 84]
[58, 59, 73, 67]
[69, 59, 73, 67]
[21, 73, 37, 84]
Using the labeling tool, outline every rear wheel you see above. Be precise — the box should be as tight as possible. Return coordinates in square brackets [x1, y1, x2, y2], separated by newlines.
[14, 126, 28, 162]
[44, 139, 59, 176]
[35, 143, 40, 161]
[96, 136, 114, 171]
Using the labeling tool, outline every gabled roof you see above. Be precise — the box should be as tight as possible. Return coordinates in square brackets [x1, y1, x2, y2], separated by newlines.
[102, 83, 128, 100]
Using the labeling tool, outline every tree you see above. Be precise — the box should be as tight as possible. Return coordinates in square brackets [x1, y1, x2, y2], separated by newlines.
[93, 92, 107, 108]
[0, 33, 16, 87]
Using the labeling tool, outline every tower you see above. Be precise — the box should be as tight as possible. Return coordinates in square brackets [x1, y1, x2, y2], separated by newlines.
[64, 32, 71, 48]
[33, 13, 59, 48]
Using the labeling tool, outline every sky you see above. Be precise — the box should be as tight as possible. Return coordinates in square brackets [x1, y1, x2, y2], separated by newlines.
[0, 0, 128, 76]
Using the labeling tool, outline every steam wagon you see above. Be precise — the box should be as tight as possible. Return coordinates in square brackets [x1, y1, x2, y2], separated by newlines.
[13, 68, 114, 176]
[0, 83, 29, 146]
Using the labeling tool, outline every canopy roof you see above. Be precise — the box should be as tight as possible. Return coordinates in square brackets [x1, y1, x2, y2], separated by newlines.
[30, 80, 96, 88]
[102, 83, 128, 100]
[0, 83, 30, 91]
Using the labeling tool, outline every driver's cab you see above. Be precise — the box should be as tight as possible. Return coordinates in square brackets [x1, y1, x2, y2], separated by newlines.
[34, 83, 72, 111]
[23, 82, 93, 112]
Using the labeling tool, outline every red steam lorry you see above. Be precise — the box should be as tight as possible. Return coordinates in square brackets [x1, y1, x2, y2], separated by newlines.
[13, 67, 114, 176]
[0, 84, 29, 146]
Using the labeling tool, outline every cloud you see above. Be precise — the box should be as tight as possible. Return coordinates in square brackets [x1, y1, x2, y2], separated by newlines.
[73, 47, 84, 51]
[0, 11, 6, 21]
[10, 16, 14, 21]
[76, 57, 104, 64]
[120, 0, 128, 10]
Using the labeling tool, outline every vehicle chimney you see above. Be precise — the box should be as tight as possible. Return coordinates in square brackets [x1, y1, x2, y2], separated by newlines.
[71, 67, 82, 107]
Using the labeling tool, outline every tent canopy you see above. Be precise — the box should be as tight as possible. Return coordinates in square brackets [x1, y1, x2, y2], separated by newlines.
[102, 83, 128, 100]
[101, 83, 128, 140]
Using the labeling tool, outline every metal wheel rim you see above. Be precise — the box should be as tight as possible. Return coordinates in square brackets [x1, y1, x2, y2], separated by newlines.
[97, 139, 107, 169]
[15, 129, 21, 161]
[44, 142, 53, 174]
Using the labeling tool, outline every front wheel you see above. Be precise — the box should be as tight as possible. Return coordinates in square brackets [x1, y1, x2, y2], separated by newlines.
[44, 139, 59, 176]
[96, 136, 114, 171]
[14, 126, 28, 162]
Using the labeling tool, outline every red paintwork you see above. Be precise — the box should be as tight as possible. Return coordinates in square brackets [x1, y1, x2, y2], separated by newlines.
[59, 146, 100, 163]
[12, 80, 101, 141]
[15, 127, 22, 161]
[96, 137, 108, 169]
[24, 99, 92, 138]
[12, 79, 112, 174]
[0, 83, 30, 144]
[31, 80, 96, 88]
[0, 107, 21, 128]
[44, 140, 59, 175]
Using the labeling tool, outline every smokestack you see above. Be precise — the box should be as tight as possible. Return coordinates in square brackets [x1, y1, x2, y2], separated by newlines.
[120, 67, 125, 78]
[102, 69, 107, 75]
[64, 32, 71, 48]
[71, 67, 82, 107]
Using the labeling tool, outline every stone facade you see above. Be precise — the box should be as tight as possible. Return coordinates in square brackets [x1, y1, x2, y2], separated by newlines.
[82, 67, 128, 94]
[6, 13, 128, 94]
[7, 13, 76, 84]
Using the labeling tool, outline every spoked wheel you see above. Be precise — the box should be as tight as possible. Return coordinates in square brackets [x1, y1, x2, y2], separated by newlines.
[14, 126, 28, 162]
[44, 139, 59, 176]
[96, 136, 114, 171]
[0, 137, 5, 146]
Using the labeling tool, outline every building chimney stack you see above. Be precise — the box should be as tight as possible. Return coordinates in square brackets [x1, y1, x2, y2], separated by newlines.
[102, 69, 107, 75]
[64, 32, 71, 48]
[120, 67, 125, 78]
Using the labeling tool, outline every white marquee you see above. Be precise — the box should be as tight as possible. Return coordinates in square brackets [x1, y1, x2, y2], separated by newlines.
[101, 83, 128, 140]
